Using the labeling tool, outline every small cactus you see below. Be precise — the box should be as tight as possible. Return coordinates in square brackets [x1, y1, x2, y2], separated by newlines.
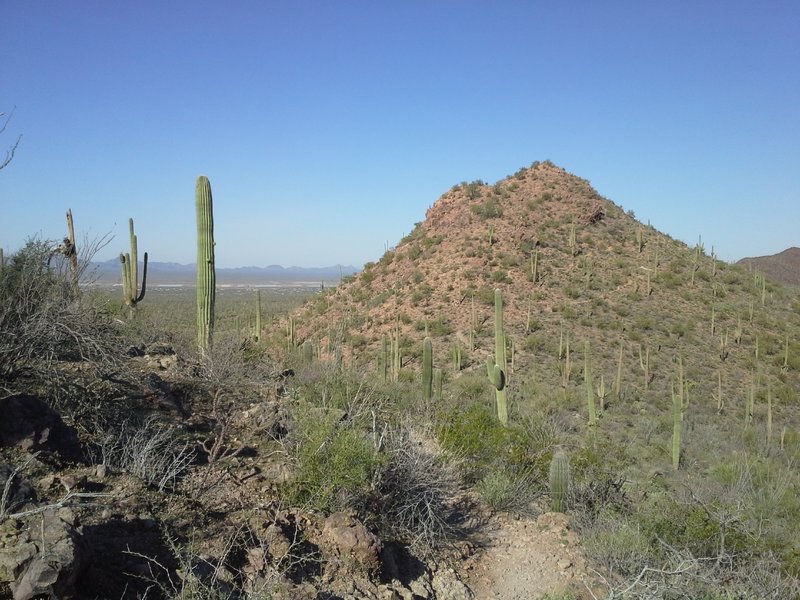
[549, 449, 570, 512]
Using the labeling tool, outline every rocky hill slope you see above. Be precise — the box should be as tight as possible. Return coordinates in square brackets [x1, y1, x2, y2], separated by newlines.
[294, 161, 799, 419]
[738, 246, 800, 287]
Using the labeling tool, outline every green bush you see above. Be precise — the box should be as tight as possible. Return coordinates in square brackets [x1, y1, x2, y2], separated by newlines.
[437, 402, 555, 483]
[470, 198, 503, 220]
[282, 406, 382, 513]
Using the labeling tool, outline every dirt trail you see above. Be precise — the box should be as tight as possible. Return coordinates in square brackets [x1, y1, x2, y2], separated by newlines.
[461, 512, 591, 599]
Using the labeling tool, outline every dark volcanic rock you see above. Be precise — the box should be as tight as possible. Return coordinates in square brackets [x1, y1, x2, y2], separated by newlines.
[0, 395, 83, 462]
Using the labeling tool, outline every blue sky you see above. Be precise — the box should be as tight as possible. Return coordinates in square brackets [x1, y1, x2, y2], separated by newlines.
[2, 1, 798, 267]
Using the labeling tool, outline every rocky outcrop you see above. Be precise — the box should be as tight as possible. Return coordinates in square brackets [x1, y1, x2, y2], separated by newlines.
[319, 511, 383, 573]
[1, 508, 86, 600]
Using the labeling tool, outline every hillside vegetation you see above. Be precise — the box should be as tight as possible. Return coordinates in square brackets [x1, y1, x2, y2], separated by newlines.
[291, 160, 800, 596]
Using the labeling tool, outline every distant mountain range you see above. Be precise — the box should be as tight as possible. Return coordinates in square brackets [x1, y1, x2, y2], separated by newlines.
[736, 247, 800, 287]
[89, 259, 359, 285]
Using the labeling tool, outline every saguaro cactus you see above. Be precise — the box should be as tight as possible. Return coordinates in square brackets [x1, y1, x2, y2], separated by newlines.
[120, 217, 148, 315]
[452, 342, 462, 372]
[196, 176, 216, 355]
[486, 288, 508, 426]
[671, 380, 682, 470]
[549, 449, 570, 512]
[433, 367, 443, 402]
[422, 337, 433, 401]
[253, 290, 262, 342]
[392, 320, 402, 382]
[65, 209, 79, 297]
[585, 341, 597, 427]
[302, 339, 315, 364]
[381, 334, 389, 382]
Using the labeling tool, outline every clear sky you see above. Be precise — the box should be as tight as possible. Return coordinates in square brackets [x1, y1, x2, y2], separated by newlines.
[2, 1, 798, 268]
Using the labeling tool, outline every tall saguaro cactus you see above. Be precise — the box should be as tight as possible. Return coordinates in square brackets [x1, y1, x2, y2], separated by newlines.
[585, 341, 597, 427]
[253, 290, 262, 342]
[486, 288, 508, 426]
[120, 218, 148, 316]
[671, 381, 682, 470]
[65, 209, 79, 297]
[196, 176, 216, 355]
[422, 337, 433, 401]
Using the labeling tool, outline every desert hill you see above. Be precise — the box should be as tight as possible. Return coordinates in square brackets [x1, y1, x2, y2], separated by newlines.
[738, 246, 800, 287]
[292, 161, 799, 424]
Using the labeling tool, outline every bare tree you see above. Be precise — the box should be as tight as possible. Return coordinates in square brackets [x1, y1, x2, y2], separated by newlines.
[0, 106, 21, 170]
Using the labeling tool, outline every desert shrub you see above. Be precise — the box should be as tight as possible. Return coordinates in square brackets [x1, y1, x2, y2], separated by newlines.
[463, 180, 484, 200]
[399, 222, 424, 245]
[281, 406, 382, 514]
[470, 197, 503, 220]
[475, 468, 539, 515]
[360, 268, 376, 285]
[490, 269, 511, 284]
[0, 239, 119, 384]
[376, 426, 458, 554]
[582, 510, 652, 577]
[425, 316, 453, 337]
[437, 402, 555, 484]
[96, 415, 195, 492]
[437, 402, 506, 481]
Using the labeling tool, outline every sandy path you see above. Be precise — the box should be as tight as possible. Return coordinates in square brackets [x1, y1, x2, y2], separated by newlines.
[461, 512, 590, 599]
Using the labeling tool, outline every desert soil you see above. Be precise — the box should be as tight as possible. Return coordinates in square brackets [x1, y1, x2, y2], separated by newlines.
[461, 511, 591, 599]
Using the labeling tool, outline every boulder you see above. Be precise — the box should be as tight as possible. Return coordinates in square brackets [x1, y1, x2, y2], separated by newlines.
[0, 395, 83, 462]
[320, 512, 382, 572]
[2, 508, 86, 600]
